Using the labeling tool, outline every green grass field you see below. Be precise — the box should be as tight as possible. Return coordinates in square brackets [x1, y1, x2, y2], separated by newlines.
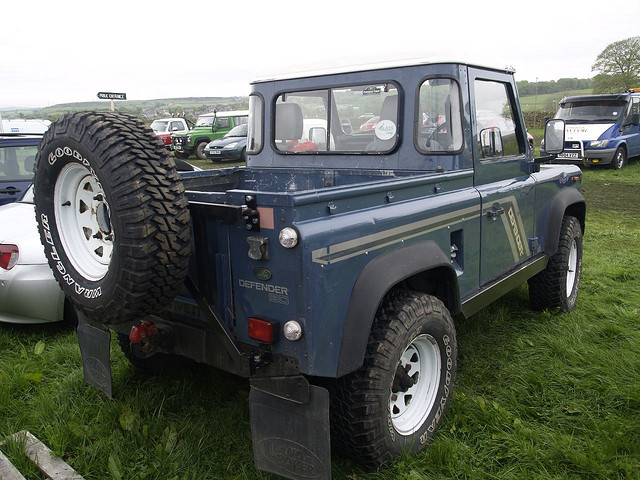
[1, 159, 639, 479]
[519, 89, 592, 112]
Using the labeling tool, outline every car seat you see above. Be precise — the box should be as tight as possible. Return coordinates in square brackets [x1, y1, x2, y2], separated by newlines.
[366, 95, 398, 152]
[24, 155, 35, 173]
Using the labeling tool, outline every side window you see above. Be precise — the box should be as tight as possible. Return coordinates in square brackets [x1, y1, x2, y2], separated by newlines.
[416, 78, 463, 154]
[474, 80, 524, 159]
[169, 121, 182, 131]
[248, 95, 264, 154]
[216, 117, 230, 130]
[234, 116, 248, 126]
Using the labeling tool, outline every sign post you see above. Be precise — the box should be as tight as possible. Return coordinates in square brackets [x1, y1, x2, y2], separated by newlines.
[97, 92, 127, 111]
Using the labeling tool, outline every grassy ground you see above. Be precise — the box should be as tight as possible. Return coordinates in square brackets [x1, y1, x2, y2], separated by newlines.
[1, 160, 639, 479]
[519, 89, 592, 112]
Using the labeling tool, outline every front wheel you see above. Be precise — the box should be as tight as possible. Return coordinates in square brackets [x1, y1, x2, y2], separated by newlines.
[195, 141, 208, 160]
[330, 292, 457, 465]
[610, 147, 626, 170]
[528, 215, 582, 312]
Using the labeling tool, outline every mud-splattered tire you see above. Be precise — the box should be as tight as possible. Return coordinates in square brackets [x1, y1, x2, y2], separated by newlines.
[33, 111, 191, 325]
[528, 215, 582, 312]
[330, 291, 457, 465]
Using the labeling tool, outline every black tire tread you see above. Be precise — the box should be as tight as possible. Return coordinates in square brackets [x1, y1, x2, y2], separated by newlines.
[528, 215, 581, 312]
[329, 291, 454, 466]
[34, 111, 191, 324]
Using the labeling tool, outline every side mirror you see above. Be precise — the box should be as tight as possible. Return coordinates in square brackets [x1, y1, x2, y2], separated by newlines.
[544, 119, 565, 155]
[309, 127, 327, 147]
[479, 127, 503, 158]
[632, 113, 640, 126]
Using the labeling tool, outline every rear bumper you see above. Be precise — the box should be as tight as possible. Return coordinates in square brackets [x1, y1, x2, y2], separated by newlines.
[0, 263, 64, 323]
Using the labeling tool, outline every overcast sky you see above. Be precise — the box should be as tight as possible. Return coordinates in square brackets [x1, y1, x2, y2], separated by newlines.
[1, 0, 639, 109]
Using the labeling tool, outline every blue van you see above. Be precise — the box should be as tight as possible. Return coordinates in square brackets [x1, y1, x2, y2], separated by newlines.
[551, 90, 640, 169]
[0, 134, 42, 205]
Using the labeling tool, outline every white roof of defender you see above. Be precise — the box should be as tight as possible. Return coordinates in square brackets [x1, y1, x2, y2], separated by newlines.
[252, 56, 515, 84]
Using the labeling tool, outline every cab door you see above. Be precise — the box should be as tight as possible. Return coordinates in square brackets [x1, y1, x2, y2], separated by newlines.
[469, 68, 537, 286]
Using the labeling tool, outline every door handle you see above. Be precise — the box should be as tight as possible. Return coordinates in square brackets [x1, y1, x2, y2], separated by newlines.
[0, 188, 21, 195]
[485, 206, 505, 219]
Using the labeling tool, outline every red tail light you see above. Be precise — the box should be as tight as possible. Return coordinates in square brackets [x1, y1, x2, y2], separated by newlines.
[248, 317, 274, 343]
[0, 245, 19, 270]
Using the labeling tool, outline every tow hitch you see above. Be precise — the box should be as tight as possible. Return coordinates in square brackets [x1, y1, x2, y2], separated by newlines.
[128, 320, 175, 358]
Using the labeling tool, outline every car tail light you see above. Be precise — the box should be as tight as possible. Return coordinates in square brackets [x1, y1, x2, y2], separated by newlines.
[0, 245, 19, 270]
[248, 317, 274, 343]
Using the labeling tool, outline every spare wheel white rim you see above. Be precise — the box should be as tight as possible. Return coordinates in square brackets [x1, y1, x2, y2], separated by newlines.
[54, 163, 114, 281]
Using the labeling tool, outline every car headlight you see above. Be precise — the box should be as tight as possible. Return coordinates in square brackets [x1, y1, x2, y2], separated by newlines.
[224, 142, 238, 149]
[590, 140, 609, 148]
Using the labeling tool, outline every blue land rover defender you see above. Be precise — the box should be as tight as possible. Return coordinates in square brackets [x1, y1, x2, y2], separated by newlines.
[33, 60, 583, 480]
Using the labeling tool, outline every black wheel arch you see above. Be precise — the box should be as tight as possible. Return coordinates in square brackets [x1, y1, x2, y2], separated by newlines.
[335, 240, 460, 377]
[544, 188, 585, 257]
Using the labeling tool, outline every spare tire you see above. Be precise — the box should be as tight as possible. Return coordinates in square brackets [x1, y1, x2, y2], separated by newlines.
[33, 111, 191, 325]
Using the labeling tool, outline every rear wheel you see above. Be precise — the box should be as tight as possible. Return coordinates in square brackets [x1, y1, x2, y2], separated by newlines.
[528, 215, 582, 312]
[330, 291, 457, 465]
[33, 111, 191, 325]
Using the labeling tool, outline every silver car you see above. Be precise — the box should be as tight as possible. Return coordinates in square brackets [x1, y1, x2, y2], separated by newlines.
[0, 185, 73, 324]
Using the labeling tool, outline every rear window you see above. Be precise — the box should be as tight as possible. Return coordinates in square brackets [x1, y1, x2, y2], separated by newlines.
[0, 145, 38, 182]
[274, 83, 400, 154]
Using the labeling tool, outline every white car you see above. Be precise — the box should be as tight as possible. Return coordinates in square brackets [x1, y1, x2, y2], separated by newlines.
[0, 185, 72, 324]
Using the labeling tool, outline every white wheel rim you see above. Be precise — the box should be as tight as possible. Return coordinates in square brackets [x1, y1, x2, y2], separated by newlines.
[566, 239, 578, 297]
[54, 163, 114, 281]
[390, 334, 441, 435]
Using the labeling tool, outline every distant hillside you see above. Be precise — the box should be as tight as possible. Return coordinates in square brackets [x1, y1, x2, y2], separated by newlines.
[1, 97, 249, 123]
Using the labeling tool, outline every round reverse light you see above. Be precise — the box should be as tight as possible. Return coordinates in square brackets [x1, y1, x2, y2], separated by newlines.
[283, 321, 303, 341]
[279, 227, 298, 248]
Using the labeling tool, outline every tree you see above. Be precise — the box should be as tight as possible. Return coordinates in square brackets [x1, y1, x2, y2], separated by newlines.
[591, 37, 640, 93]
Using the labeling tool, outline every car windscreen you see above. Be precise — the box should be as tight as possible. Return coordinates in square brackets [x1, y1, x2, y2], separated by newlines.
[0, 145, 38, 182]
[196, 116, 215, 127]
[226, 124, 248, 137]
[555, 100, 627, 123]
[150, 120, 169, 132]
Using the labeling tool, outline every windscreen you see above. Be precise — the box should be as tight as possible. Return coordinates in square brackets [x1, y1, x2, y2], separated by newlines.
[555, 100, 627, 122]
[196, 116, 215, 127]
[150, 120, 169, 133]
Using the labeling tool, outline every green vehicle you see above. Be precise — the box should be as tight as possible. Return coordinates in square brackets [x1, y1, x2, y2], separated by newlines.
[171, 110, 248, 160]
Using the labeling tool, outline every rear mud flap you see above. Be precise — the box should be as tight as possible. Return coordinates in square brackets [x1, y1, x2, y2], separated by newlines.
[249, 381, 331, 480]
[76, 313, 112, 398]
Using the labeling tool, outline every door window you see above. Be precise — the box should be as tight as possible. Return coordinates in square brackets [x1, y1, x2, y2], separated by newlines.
[474, 80, 524, 160]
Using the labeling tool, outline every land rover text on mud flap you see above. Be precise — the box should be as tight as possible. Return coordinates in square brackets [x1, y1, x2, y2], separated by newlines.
[33, 60, 584, 480]
[548, 89, 640, 169]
